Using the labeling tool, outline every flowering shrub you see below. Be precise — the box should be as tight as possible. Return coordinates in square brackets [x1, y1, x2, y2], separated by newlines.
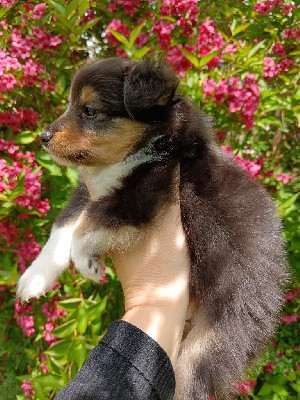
[0, 1, 299, 399]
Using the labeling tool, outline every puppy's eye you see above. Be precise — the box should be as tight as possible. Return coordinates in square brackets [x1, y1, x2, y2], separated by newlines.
[83, 106, 97, 117]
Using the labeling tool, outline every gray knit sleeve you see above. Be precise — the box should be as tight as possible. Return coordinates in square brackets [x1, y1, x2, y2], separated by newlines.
[55, 320, 176, 400]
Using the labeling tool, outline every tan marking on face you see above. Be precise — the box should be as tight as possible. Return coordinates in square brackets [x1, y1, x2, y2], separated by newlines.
[80, 86, 97, 105]
[48, 122, 93, 163]
[47, 119, 147, 166]
[91, 119, 147, 165]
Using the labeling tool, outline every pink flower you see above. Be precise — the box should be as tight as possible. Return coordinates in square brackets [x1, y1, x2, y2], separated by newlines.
[44, 321, 54, 332]
[215, 131, 226, 141]
[282, 3, 295, 15]
[203, 74, 259, 130]
[276, 172, 293, 184]
[43, 330, 57, 345]
[202, 78, 217, 97]
[16, 232, 41, 274]
[235, 379, 256, 395]
[32, 3, 47, 19]
[108, 0, 143, 17]
[21, 380, 35, 399]
[166, 45, 193, 77]
[160, 0, 199, 22]
[280, 58, 293, 72]
[263, 361, 277, 374]
[273, 43, 285, 56]
[0, 74, 18, 93]
[135, 32, 149, 48]
[159, 0, 199, 37]
[81, 9, 97, 24]
[222, 43, 238, 54]
[263, 57, 281, 79]
[196, 18, 225, 57]
[0, 220, 19, 245]
[0, 0, 15, 6]
[40, 363, 49, 374]
[284, 288, 298, 301]
[153, 20, 174, 51]
[221, 147, 262, 179]
[42, 298, 67, 321]
[254, 1, 277, 15]
[282, 28, 300, 41]
[17, 315, 35, 337]
[282, 313, 299, 324]
[105, 19, 130, 46]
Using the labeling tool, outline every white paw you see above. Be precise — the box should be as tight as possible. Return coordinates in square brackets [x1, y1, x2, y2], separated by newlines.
[72, 252, 105, 283]
[17, 260, 58, 301]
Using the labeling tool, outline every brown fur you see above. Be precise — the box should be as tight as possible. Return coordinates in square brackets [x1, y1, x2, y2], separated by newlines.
[79, 85, 97, 104]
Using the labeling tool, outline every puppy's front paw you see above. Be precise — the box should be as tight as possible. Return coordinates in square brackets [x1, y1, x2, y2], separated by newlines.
[17, 260, 58, 301]
[72, 253, 105, 283]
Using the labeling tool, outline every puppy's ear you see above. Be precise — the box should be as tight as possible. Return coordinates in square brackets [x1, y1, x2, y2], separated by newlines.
[123, 58, 179, 121]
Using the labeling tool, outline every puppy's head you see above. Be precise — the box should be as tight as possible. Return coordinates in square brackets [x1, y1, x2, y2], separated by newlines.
[40, 58, 179, 167]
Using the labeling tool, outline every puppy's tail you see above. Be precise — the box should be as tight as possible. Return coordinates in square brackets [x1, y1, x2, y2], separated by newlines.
[176, 153, 287, 399]
[174, 290, 281, 400]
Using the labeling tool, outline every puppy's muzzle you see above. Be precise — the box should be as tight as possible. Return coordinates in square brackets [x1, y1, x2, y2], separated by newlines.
[40, 130, 53, 144]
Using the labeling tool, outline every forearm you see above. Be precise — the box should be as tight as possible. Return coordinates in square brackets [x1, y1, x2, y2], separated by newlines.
[123, 298, 188, 366]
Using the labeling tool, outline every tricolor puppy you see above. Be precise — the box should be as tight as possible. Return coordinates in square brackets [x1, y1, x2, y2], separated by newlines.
[17, 58, 287, 400]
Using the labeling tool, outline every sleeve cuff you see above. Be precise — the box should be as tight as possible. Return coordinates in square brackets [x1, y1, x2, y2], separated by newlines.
[101, 320, 176, 399]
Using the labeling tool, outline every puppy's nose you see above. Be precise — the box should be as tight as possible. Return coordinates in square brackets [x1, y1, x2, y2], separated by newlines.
[40, 131, 53, 143]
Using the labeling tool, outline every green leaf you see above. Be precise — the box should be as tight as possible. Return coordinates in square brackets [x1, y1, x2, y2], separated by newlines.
[258, 382, 273, 396]
[291, 384, 300, 393]
[271, 385, 289, 396]
[278, 193, 299, 217]
[109, 29, 130, 47]
[199, 50, 219, 68]
[66, 0, 80, 18]
[131, 46, 151, 59]
[36, 152, 62, 176]
[53, 319, 77, 338]
[161, 15, 176, 23]
[49, 0, 66, 16]
[44, 339, 72, 357]
[33, 374, 64, 390]
[129, 24, 144, 48]
[57, 73, 67, 93]
[248, 40, 266, 58]
[230, 18, 237, 35]
[58, 298, 81, 315]
[181, 49, 199, 68]
[80, 17, 101, 32]
[65, 167, 78, 186]
[31, 381, 48, 400]
[77, 304, 89, 334]
[232, 23, 251, 36]
[69, 338, 86, 369]
[78, 0, 89, 17]
[59, 298, 82, 304]
[0, 7, 9, 19]
[15, 131, 38, 144]
[87, 296, 108, 320]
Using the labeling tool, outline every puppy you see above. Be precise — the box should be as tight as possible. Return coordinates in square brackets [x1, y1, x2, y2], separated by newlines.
[17, 58, 287, 399]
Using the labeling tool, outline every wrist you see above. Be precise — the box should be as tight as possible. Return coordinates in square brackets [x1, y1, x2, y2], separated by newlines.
[122, 296, 188, 365]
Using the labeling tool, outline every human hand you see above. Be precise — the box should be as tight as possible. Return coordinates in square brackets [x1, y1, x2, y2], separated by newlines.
[109, 201, 190, 365]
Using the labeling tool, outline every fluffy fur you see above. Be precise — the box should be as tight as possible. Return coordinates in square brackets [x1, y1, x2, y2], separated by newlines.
[17, 58, 288, 399]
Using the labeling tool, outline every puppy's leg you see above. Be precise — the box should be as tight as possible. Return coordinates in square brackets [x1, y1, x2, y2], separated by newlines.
[71, 213, 139, 282]
[17, 183, 90, 301]
[17, 221, 81, 301]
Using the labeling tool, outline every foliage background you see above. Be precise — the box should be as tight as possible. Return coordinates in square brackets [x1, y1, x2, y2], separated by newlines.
[0, 0, 299, 399]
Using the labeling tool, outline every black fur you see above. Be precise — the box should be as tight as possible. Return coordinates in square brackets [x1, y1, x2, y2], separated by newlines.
[49, 58, 287, 399]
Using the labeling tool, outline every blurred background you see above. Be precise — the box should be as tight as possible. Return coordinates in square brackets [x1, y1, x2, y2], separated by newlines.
[0, 1, 299, 399]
